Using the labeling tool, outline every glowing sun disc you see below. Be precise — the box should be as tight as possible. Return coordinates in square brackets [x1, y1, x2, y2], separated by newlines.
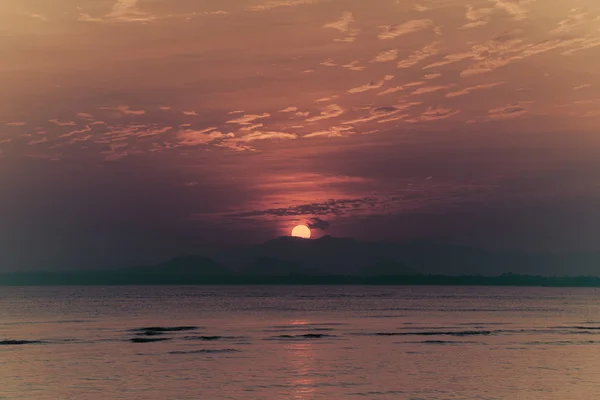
[291, 225, 311, 239]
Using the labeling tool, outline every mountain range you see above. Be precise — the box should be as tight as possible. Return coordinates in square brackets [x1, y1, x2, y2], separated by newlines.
[1, 236, 600, 285]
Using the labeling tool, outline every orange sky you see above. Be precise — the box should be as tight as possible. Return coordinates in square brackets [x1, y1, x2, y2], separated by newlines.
[1, 0, 600, 269]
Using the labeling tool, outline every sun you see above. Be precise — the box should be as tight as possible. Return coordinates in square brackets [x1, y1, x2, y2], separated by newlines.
[291, 225, 311, 239]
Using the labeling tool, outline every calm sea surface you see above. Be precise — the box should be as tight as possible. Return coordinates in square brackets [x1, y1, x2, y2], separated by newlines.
[1, 286, 600, 399]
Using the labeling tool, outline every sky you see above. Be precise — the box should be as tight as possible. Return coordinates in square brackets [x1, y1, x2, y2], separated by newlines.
[1, 0, 600, 271]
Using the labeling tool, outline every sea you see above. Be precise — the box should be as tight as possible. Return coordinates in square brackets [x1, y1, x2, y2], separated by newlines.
[1, 286, 600, 399]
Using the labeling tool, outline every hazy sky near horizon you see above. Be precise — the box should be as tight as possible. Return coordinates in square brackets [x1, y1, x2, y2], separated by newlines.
[1, 0, 600, 270]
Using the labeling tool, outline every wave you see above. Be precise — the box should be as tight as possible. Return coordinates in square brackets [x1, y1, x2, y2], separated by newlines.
[169, 349, 240, 355]
[183, 336, 245, 341]
[0, 340, 43, 345]
[372, 330, 492, 336]
[270, 333, 335, 340]
[131, 326, 198, 335]
[129, 337, 171, 343]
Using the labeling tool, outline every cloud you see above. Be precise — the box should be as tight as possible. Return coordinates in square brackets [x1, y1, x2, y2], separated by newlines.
[280, 107, 298, 113]
[323, 12, 359, 42]
[182, 110, 199, 116]
[239, 123, 264, 132]
[552, 9, 588, 34]
[304, 126, 354, 138]
[99, 105, 145, 115]
[226, 113, 270, 126]
[343, 103, 420, 125]
[378, 86, 404, 96]
[236, 131, 297, 142]
[79, 0, 155, 23]
[28, 137, 48, 145]
[424, 73, 441, 80]
[5, 122, 26, 126]
[446, 82, 504, 97]
[77, 113, 94, 118]
[30, 14, 47, 21]
[414, 4, 429, 12]
[228, 197, 380, 218]
[461, 6, 495, 29]
[406, 107, 460, 123]
[135, 126, 173, 138]
[378, 114, 410, 123]
[49, 119, 76, 126]
[424, 35, 589, 77]
[348, 80, 386, 94]
[60, 126, 92, 138]
[488, 103, 528, 119]
[371, 49, 398, 63]
[307, 217, 330, 230]
[306, 104, 344, 122]
[323, 11, 353, 32]
[342, 61, 365, 71]
[320, 58, 337, 67]
[411, 85, 450, 95]
[573, 84, 592, 90]
[378, 19, 433, 40]
[79, 0, 222, 23]
[490, 0, 534, 21]
[159, 106, 172, 111]
[397, 43, 438, 68]
[249, 0, 318, 11]
[177, 129, 234, 146]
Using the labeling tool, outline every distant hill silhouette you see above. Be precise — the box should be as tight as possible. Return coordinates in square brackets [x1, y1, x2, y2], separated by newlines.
[123, 255, 232, 275]
[360, 260, 418, 276]
[243, 257, 321, 276]
[214, 235, 600, 276]
[2, 235, 600, 286]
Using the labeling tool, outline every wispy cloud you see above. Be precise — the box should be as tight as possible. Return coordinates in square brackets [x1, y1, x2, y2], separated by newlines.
[378, 19, 433, 40]
[490, 0, 534, 21]
[79, 0, 155, 23]
[397, 43, 438, 68]
[488, 103, 528, 119]
[249, 0, 318, 11]
[304, 126, 354, 138]
[237, 131, 297, 142]
[378, 86, 404, 96]
[177, 129, 234, 146]
[342, 61, 365, 71]
[60, 126, 92, 138]
[573, 83, 592, 90]
[5, 122, 26, 126]
[371, 49, 398, 63]
[306, 104, 344, 122]
[227, 197, 380, 218]
[343, 103, 420, 125]
[320, 58, 337, 67]
[552, 8, 588, 34]
[461, 6, 495, 29]
[323, 12, 359, 42]
[407, 107, 460, 122]
[226, 113, 270, 126]
[49, 119, 76, 126]
[411, 85, 451, 95]
[446, 82, 504, 97]
[30, 13, 48, 21]
[348, 80, 386, 94]
[99, 105, 145, 115]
